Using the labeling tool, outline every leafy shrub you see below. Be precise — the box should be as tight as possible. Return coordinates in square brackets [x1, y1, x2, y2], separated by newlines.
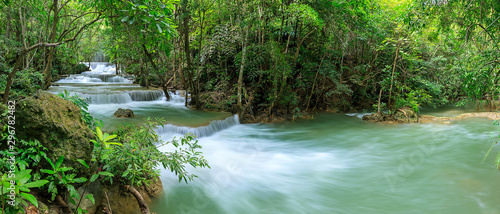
[95, 119, 210, 186]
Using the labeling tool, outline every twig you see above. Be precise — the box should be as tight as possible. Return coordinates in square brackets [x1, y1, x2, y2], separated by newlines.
[104, 190, 113, 214]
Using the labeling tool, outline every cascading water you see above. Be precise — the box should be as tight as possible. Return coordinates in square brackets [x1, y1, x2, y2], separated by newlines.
[151, 113, 500, 214]
[76, 90, 165, 104]
[56, 62, 131, 84]
[155, 115, 240, 138]
[49, 62, 230, 130]
[49, 62, 500, 213]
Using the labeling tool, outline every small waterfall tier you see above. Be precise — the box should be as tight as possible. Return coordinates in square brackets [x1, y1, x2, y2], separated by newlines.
[78, 90, 164, 104]
[156, 115, 240, 138]
[56, 63, 133, 84]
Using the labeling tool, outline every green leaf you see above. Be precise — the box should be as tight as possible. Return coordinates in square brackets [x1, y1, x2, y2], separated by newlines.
[20, 193, 38, 208]
[98, 171, 114, 177]
[14, 170, 32, 182]
[95, 127, 103, 141]
[90, 174, 99, 182]
[121, 16, 129, 23]
[73, 177, 87, 183]
[129, 16, 136, 25]
[55, 156, 65, 169]
[59, 167, 73, 172]
[84, 193, 95, 204]
[23, 180, 49, 188]
[19, 186, 29, 192]
[77, 159, 89, 168]
[40, 169, 55, 175]
[104, 134, 117, 142]
[138, 5, 147, 9]
[68, 185, 78, 198]
[48, 182, 56, 194]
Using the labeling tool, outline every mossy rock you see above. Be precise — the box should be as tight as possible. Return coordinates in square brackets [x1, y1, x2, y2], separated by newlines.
[15, 91, 93, 176]
[393, 108, 418, 123]
[113, 108, 134, 117]
[362, 108, 418, 123]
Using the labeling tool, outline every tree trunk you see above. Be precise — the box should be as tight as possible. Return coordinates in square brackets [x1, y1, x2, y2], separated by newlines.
[182, 0, 193, 107]
[43, 0, 59, 90]
[306, 53, 326, 111]
[377, 88, 383, 114]
[2, 52, 27, 104]
[237, 25, 249, 120]
[388, 36, 400, 111]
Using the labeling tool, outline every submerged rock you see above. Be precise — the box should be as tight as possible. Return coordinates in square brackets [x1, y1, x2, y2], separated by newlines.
[15, 91, 93, 176]
[419, 112, 500, 123]
[113, 108, 134, 117]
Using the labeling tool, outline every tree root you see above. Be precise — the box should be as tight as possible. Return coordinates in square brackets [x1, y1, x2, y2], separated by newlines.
[126, 185, 150, 214]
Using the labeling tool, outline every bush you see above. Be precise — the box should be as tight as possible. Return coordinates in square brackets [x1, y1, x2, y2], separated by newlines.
[93, 119, 209, 186]
[0, 68, 43, 100]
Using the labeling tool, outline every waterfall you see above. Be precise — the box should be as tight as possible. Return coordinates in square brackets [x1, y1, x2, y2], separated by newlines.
[156, 115, 240, 138]
[78, 93, 133, 104]
[127, 91, 164, 101]
[168, 92, 189, 104]
[77, 90, 164, 104]
[57, 63, 133, 84]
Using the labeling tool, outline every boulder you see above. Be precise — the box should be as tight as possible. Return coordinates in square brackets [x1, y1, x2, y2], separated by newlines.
[15, 91, 93, 175]
[113, 108, 134, 117]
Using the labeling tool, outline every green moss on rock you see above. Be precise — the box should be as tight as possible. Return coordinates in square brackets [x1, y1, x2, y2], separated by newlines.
[15, 91, 93, 175]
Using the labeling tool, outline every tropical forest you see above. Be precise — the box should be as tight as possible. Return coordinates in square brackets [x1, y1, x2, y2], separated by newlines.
[2, 0, 500, 213]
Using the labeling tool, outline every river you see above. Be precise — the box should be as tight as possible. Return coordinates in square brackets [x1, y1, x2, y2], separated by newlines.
[52, 63, 500, 214]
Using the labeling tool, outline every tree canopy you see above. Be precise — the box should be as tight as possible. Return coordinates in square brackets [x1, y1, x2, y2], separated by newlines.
[1, 0, 499, 115]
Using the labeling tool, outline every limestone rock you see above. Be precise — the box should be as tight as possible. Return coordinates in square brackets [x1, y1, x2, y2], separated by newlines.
[15, 91, 93, 176]
[113, 108, 134, 117]
[362, 113, 384, 122]
[362, 108, 418, 123]
[393, 107, 418, 123]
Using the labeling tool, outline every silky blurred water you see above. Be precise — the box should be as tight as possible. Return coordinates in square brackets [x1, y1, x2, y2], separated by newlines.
[152, 113, 500, 214]
[52, 63, 500, 213]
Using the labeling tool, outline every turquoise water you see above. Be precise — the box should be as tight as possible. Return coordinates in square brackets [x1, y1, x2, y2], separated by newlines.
[152, 114, 500, 214]
[54, 63, 500, 213]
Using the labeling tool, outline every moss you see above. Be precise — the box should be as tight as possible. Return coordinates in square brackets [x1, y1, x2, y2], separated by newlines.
[15, 91, 93, 177]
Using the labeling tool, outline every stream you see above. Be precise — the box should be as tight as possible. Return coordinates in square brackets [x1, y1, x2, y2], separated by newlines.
[52, 63, 500, 214]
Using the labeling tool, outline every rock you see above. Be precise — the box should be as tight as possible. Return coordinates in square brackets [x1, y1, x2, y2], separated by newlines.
[418, 112, 500, 123]
[362, 113, 384, 122]
[113, 108, 134, 117]
[69, 181, 105, 213]
[393, 107, 418, 123]
[15, 91, 93, 176]
[362, 108, 418, 123]
[144, 177, 163, 198]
